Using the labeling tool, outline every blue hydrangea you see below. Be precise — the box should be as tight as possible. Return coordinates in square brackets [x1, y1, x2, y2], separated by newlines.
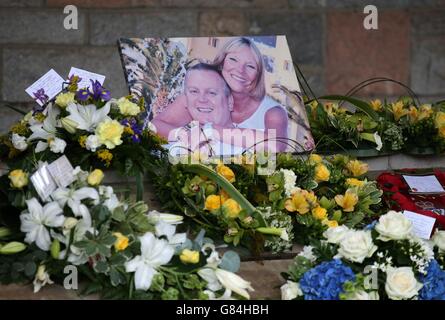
[299, 259, 356, 300]
[419, 260, 445, 300]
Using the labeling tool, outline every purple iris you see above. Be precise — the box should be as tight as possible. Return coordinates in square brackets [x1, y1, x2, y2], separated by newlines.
[90, 80, 111, 102]
[76, 88, 90, 101]
[33, 88, 49, 105]
[122, 118, 143, 143]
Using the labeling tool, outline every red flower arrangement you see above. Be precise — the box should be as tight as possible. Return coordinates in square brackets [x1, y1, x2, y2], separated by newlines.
[377, 169, 445, 228]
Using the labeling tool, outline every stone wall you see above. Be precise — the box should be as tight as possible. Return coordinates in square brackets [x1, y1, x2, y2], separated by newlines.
[1, 0, 444, 132]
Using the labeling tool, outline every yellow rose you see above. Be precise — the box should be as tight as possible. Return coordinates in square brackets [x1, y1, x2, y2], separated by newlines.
[346, 178, 365, 187]
[216, 164, 235, 182]
[285, 190, 310, 214]
[309, 154, 323, 164]
[204, 194, 225, 211]
[87, 169, 104, 186]
[113, 232, 129, 251]
[55, 92, 75, 108]
[323, 219, 339, 228]
[312, 206, 327, 220]
[315, 164, 330, 182]
[117, 97, 140, 116]
[222, 199, 241, 219]
[335, 190, 359, 212]
[8, 169, 28, 189]
[346, 160, 368, 177]
[370, 99, 382, 111]
[96, 119, 124, 149]
[180, 249, 200, 264]
[435, 112, 445, 128]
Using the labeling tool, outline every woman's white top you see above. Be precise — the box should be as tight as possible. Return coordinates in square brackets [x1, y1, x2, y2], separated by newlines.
[234, 96, 285, 130]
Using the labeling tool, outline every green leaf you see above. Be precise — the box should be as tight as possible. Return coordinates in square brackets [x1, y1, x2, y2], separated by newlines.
[112, 206, 126, 222]
[93, 260, 110, 273]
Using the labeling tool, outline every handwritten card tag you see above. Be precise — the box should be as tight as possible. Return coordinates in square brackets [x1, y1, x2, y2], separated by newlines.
[46, 155, 75, 188]
[25, 69, 65, 106]
[402, 175, 445, 194]
[68, 67, 105, 90]
[30, 164, 57, 202]
[403, 210, 436, 239]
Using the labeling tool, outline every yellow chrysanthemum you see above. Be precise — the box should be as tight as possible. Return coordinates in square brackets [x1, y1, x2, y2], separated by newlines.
[96, 149, 113, 167]
[335, 190, 359, 212]
[346, 160, 368, 177]
[78, 135, 87, 148]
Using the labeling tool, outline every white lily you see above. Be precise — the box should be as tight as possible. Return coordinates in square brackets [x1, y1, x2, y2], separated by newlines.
[52, 187, 99, 224]
[125, 232, 174, 291]
[28, 105, 60, 141]
[155, 220, 187, 246]
[11, 133, 28, 151]
[20, 198, 65, 251]
[203, 289, 234, 300]
[66, 102, 110, 132]
[198, 267, 254, 299]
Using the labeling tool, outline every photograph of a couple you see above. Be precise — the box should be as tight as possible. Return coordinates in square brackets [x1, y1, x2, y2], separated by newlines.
[118, 36, 314, 156]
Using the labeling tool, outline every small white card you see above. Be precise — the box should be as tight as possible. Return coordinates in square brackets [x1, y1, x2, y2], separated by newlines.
[403, 210, 436, 239]
[403, 175, 445, 194]
[68, 67, 105, 90]
[25, 69, 65, 106]
[30, 164, 58, 201]
[46, 155, 75, 188]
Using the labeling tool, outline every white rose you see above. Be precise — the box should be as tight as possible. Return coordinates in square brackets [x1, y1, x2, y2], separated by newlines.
[323, 225, 349, 244]
[348, 290, 380, 300]
[433, 230, 445, 252]
[375, 211, 412, 241]
[337, 230, 377, 263]
[49, 137, 66, 153]
[385, 267, 422, 300]
[280, 281, 303, 300]
[11, 133, 28, 151]
[85, 135, 102, 152]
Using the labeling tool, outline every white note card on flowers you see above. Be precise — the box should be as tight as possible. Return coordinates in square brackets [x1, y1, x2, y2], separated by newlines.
[402, 175, 445, 194]
[403, 210, 436, 239]
[47, 155, 75, 188]
[25, 69, 65, 106]
[68, 67, 105, 90]
[30, 164, 58, 202]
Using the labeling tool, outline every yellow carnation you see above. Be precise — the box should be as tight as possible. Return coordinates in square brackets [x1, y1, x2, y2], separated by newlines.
[117, 97, 140, 116]
[8, 169, 28, 189]
[87, 169, 104, 186]
[113, 232, 129, 251]
[55, 92, 75, 108]
[96, 119, 124, 149]
[180, 249, 200, 264]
